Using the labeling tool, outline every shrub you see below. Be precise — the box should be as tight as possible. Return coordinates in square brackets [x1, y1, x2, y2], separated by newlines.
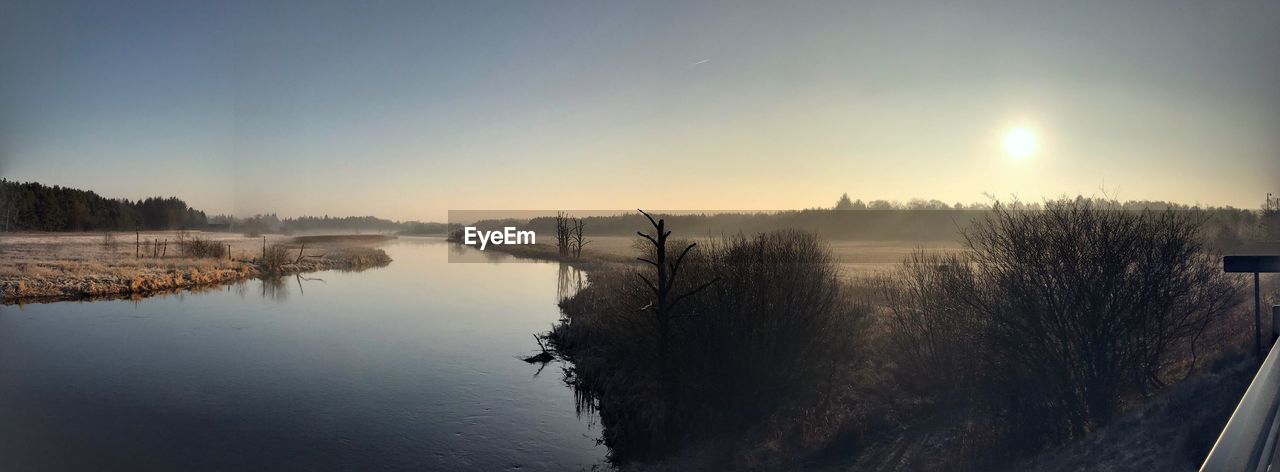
[178, 236, 227, 259]
[551, 229, 868, 463]
[882, 199, 1241, 451]
[260, 244, 293, 271]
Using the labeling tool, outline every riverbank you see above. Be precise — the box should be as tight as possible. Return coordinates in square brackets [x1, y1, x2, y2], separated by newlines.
[1, 232, 393, 304]
[481, 228, 1266, 470]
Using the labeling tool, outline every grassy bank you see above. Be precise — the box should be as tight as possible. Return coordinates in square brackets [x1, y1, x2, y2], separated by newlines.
[539, 202, 1270, 470]
[1, 232, 393, 304]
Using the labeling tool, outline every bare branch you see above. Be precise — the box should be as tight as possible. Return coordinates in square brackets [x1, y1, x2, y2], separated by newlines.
[638, 209, 659, 229]
[671, 277, 719, 309]
[636, 272, 658, 295]
[669, 242, 697, 280]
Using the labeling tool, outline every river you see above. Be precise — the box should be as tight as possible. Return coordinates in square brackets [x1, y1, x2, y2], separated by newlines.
[0, 237, 604, 471]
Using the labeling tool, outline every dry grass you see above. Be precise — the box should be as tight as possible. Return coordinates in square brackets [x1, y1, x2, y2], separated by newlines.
[1, 231, 392, 303]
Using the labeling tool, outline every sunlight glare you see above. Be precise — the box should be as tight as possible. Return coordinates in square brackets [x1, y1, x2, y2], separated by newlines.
[1003, 127, 1036, 159]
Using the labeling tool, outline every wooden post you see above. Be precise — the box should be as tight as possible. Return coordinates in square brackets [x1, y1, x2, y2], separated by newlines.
[227, 244, 232, 260]
[136, 231, 140, 258]
[262, 236, 266, 260]
[161, 239, 167, 258]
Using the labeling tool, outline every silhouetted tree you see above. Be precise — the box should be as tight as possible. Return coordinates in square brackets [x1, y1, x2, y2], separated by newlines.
[634, 209, 718, 450]
[835, 193, 854, 210]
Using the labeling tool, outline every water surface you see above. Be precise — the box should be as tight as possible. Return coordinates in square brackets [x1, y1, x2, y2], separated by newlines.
[0, 237, 603, 471]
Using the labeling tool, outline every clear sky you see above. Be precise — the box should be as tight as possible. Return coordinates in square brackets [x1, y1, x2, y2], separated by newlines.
[2, 0, 1278, 221]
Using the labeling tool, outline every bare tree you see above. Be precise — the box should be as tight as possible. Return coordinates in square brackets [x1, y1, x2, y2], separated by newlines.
[634, 209, 718, 447]
[555, 212, 570, 257]
[571, 217, 588, 258]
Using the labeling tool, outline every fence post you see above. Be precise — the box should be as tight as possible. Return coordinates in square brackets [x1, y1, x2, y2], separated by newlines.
[1274, 305, 1280, 346]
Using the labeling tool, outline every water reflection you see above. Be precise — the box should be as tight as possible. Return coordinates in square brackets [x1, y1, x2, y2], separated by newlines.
[0, 237, 605, 471]
[557, 263, 586, 301]
[255, 274, 328, 301]
[259, 275, 289, 300]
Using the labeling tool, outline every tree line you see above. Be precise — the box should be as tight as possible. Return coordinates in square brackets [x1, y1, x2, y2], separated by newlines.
[0, 180, 451, 235]
[466, 194, 1277, 246]
[0, 179, 208, 231]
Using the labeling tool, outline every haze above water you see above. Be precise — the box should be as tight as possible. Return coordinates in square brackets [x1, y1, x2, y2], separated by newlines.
[0, 238, 603, 471]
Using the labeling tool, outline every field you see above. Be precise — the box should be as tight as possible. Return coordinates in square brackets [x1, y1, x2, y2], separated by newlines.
[0, 231, 393, 303]
[578, 235, 964, 280]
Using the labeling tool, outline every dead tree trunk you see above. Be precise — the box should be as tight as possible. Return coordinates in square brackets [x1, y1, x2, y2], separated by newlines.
[571, 218, 588, 258]
[555, 212, 570, 258]
[635, 209, 718, 452]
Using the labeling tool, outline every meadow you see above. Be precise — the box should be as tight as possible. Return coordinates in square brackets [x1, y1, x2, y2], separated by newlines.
[0, 231, 392, 303]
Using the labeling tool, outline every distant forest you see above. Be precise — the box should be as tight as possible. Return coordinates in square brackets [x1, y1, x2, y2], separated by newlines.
[209, 213, 448, 235]
[0, 180, 448, 234]
[0, 179, 208, 231]
[472, 193, 1280, 247]
[3, 179, 1274, 246]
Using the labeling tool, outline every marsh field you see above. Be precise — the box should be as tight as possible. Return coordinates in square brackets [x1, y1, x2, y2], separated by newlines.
[0, 231, 392, 303]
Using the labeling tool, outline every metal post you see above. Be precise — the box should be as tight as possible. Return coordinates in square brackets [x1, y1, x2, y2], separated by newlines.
[1258, 272, 1264, 359]
[1274, 305, 1280, 346]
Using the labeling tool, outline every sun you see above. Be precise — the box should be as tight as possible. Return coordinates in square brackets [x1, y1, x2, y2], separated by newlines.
[1003, 127, 1036, 159]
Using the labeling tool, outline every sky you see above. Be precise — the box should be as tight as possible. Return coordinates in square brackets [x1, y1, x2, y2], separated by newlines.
[2, 0, 1278, 221]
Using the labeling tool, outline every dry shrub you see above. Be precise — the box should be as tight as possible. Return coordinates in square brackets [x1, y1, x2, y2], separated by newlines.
[880, 199, 1243, 456]
[551, 229, 869, 464]
[178, 236, 227, 259]
[260, 244, 292, 272]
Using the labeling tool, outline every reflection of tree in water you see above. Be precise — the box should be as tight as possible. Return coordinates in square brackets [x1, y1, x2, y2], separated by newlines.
[557, 263, 585, 301]
[482, 249, 506, 263]
[258, 274, 327, 301]
[448, 241, 467, 258]
[259, 276, 288, 301]
[295, 274, 325, 295]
